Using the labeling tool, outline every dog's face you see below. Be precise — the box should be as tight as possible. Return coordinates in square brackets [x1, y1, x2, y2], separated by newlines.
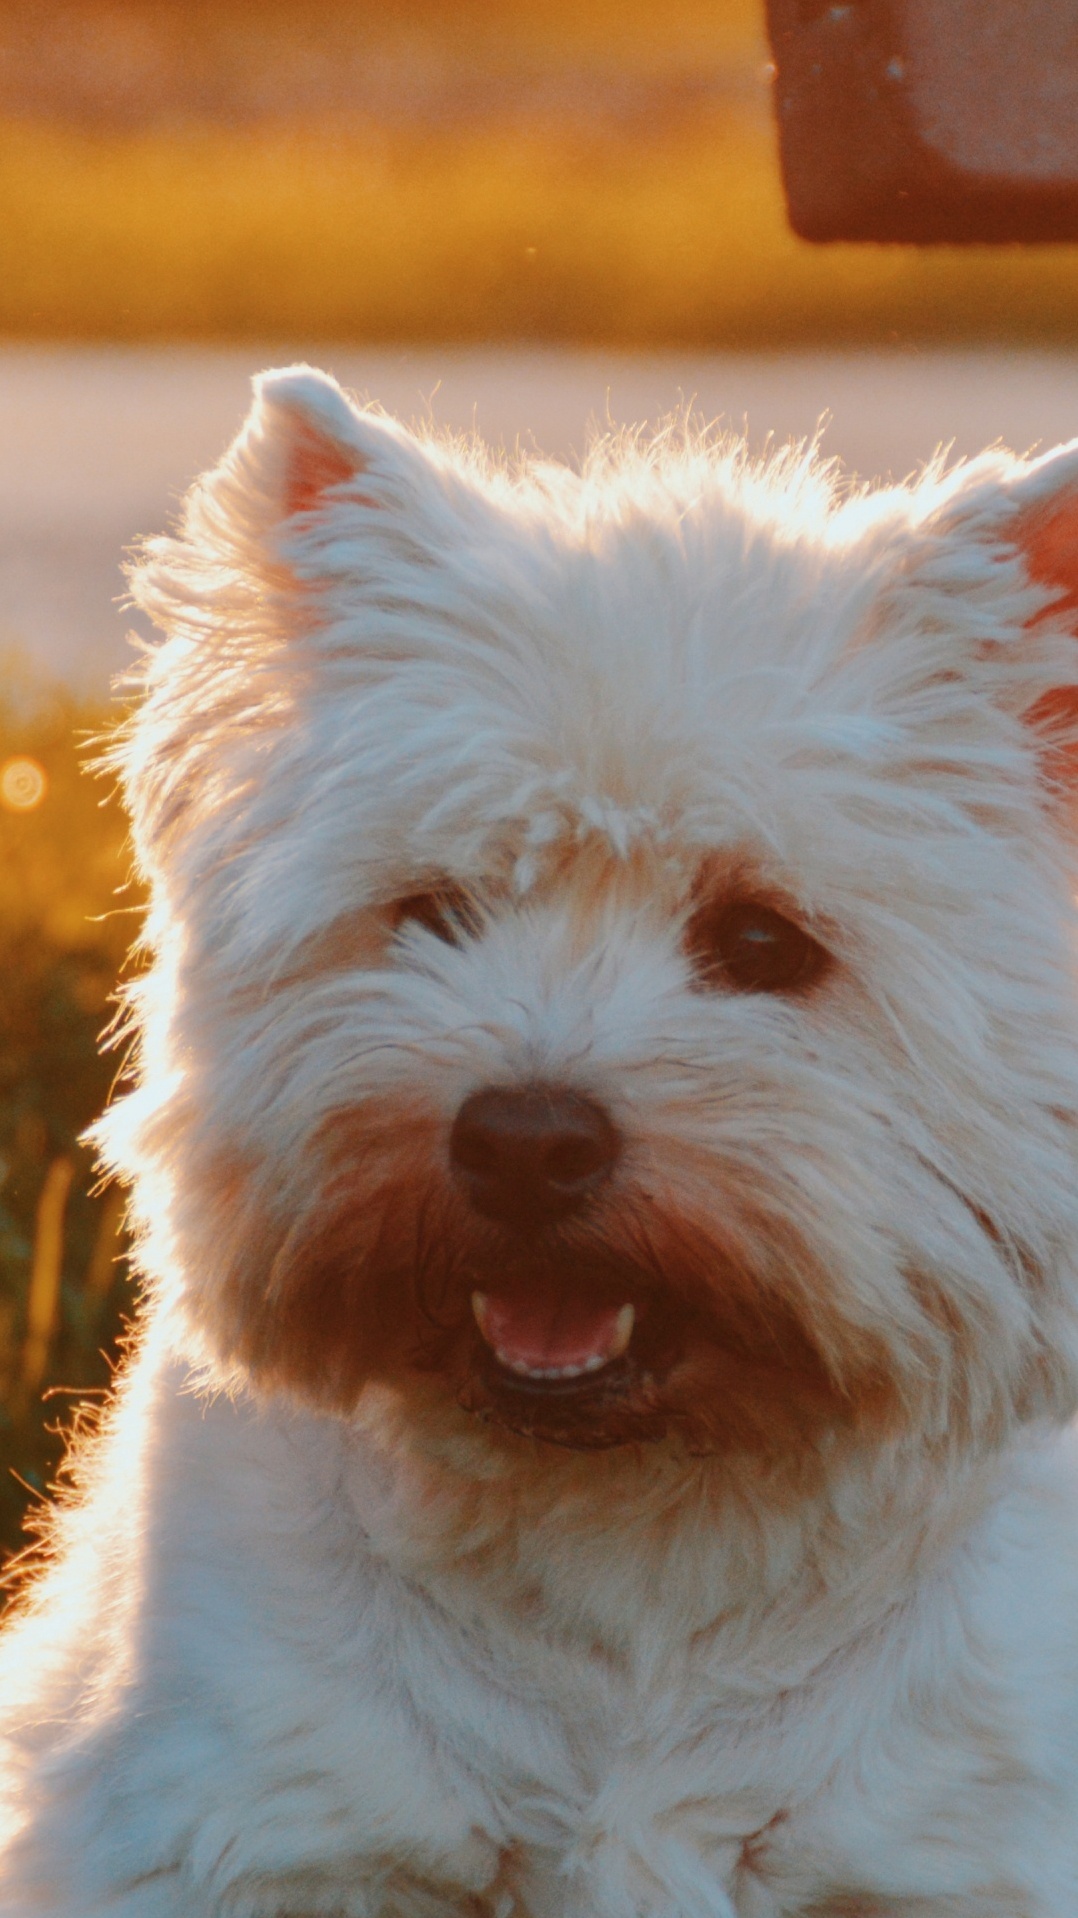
[110, 368, 1078, 1469]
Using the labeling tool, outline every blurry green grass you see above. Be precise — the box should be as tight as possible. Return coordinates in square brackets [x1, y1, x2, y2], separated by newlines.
[0, 678, 137, 1567]
[4, 91, 1078, 345]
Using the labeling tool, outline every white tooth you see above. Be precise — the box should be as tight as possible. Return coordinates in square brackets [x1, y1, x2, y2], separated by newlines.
[471, 1292, 490, 1336]
[491, 1341, 631, 1382]
[610, 1304, 635, 1359]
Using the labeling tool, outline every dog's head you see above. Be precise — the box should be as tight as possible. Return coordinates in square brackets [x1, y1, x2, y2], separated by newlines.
[106, 366, 1078, 1468]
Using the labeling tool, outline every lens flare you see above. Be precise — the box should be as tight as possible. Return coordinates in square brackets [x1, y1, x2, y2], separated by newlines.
[1, 756, 47, 811]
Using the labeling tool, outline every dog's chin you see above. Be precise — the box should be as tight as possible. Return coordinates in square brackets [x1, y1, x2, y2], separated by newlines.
[461, 1343, 671, 1451]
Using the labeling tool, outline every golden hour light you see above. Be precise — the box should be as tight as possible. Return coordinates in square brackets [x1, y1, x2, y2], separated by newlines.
[8, 5, 1078, 1909]
[0, 754, 47, 811]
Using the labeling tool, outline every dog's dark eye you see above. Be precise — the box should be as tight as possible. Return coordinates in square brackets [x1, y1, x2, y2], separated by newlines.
[393, 885, 479, 948]
[684, 899, 829, 994]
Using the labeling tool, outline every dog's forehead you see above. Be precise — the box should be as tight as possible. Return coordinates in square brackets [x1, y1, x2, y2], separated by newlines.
[319, 481, 901, 884]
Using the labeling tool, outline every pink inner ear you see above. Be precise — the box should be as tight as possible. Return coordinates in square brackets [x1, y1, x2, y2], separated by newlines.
[282, 417, 362, 519]
[1015, 492, 1078, 775]
[1018, 493, 1078, 628]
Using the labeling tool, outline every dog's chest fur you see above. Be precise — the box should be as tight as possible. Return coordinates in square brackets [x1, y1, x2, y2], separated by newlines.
[54, 1356, 1075, 1918]
[336, 1428, 1078, 1918]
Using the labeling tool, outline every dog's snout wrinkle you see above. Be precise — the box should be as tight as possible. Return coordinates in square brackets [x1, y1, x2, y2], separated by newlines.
[449, 1084, 620, 1226]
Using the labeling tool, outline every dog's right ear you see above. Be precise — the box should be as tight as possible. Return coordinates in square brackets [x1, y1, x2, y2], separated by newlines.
[181, 364, 439, 569]
[248, 366, 376, 522]
[121, 367, 458, 873]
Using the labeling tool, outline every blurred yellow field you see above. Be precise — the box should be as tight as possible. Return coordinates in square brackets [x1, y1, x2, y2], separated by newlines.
[3, 112, 1078, 346]
[1, 0, 1077, 346]
[0, 677, 136, 1561]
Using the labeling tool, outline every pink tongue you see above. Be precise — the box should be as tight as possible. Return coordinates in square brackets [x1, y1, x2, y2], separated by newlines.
[479, 1293, 625, 1371]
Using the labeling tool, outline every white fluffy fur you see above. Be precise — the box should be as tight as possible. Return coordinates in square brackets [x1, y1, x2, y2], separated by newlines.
[5, 369, 1078, 1914]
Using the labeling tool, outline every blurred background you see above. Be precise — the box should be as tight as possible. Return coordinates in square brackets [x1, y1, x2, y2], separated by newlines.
[5, 0, 1078, 1568]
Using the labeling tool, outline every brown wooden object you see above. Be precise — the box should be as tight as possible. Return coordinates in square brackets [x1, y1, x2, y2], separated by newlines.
[765, 0, 1078, 242]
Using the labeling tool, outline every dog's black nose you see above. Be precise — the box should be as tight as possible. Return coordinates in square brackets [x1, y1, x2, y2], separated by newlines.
[449, 1085, 620, 1226]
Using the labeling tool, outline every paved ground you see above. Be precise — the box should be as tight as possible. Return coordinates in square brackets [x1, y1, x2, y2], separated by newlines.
[6, 344, 1078, 693]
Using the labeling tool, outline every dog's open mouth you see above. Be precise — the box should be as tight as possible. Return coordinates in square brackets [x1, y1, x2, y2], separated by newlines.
[471, 1288, 635, 1386]
[460, 1280, 670, 1446]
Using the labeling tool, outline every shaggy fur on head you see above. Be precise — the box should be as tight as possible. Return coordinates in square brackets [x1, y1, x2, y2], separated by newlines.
[5, 368, 1078, 1915]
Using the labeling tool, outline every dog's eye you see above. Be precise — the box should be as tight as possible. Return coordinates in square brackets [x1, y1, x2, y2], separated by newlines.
[684, 899, 829, 994]
[393, 885, 479, 948]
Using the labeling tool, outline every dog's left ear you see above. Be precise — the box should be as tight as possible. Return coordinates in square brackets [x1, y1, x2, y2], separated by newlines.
[995, 438, 1078, 628]
[992, 441, 1078, 784]
[917, 440, 1078, 788]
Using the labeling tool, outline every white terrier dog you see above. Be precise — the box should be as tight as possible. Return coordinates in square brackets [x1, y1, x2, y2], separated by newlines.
[5, 367, 1078, 1917]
